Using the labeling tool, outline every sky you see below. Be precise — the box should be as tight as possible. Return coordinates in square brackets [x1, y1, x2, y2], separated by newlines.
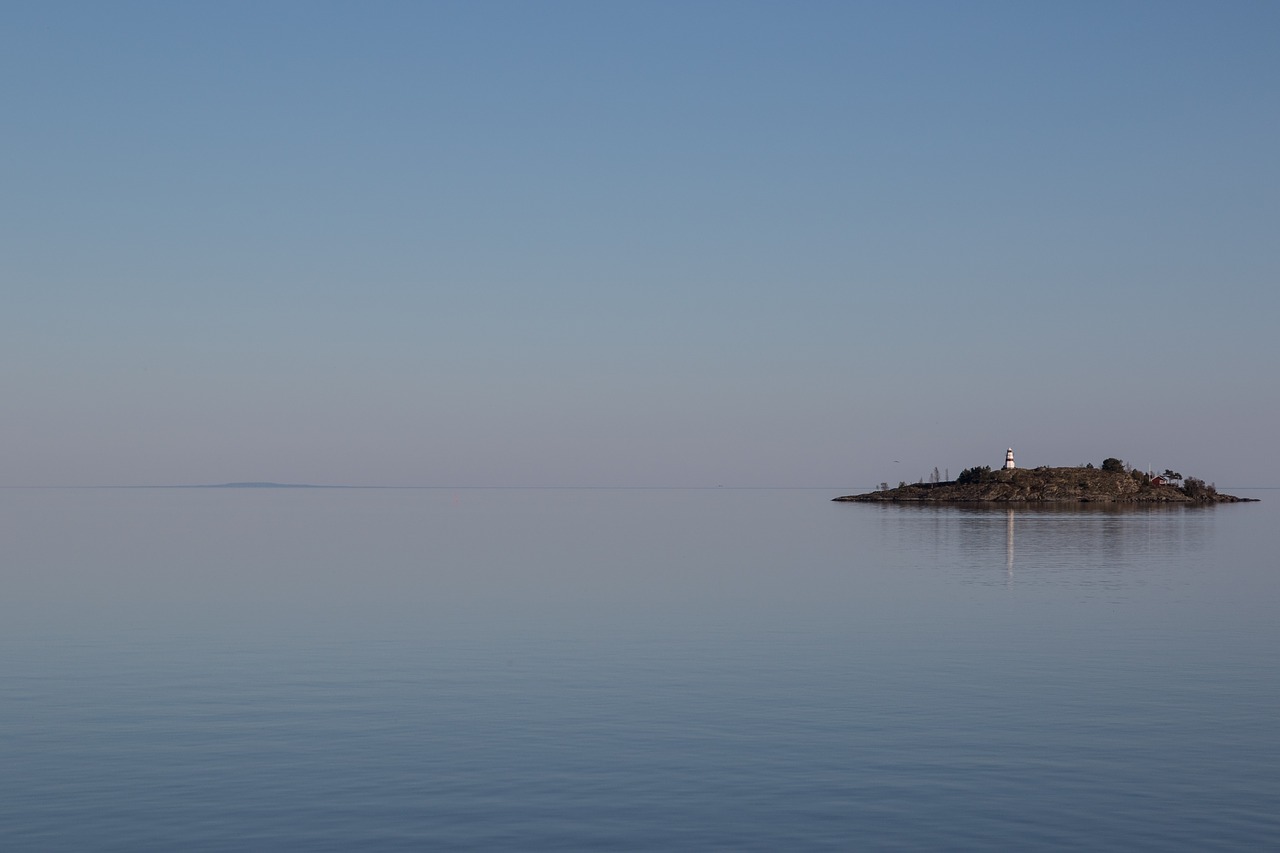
[4, 1, 1277, 488]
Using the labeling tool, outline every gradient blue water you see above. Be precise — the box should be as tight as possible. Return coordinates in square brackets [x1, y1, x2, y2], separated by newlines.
[2, 488, 1277, 850]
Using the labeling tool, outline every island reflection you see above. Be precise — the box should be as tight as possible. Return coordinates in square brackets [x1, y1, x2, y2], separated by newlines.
[867, 502, 1215, 591]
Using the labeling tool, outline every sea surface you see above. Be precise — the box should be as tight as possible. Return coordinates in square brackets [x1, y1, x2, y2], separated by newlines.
[2, 486, 1277, 851]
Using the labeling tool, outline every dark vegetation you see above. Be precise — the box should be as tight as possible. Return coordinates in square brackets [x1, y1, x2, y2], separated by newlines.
[839, 458, 1253, 503]
[956, 465, 992, 484]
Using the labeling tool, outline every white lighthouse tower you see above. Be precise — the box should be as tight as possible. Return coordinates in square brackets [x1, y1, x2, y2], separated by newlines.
[1003, 448, 1016, 470]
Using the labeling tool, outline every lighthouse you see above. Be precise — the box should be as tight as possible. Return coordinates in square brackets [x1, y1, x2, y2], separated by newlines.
[1004, 448, 1016, 470]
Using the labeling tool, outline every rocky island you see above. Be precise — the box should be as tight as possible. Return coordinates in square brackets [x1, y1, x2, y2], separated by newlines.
[835, 455, 1257, 504]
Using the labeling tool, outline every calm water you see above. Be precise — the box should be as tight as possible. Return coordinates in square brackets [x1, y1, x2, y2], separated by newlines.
[2, 487, 1277, 850]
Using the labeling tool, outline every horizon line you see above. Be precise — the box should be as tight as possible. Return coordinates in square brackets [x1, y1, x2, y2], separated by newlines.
[3, 483, 1277, 493]
[0, 483, 866, 491]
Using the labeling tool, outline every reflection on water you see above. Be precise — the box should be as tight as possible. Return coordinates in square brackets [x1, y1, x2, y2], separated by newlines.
[1007, 508, 1015, 578]
[871, 502, 1217, 594]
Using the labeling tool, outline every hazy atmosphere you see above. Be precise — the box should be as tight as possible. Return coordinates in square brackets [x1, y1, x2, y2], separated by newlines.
[5, 1, 1277, 488]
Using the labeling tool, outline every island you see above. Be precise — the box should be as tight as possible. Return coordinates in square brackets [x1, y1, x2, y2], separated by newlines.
[835, 454, 1257, 504]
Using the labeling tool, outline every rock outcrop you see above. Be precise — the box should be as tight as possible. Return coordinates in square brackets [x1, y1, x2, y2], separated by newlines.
[835, 467, 1256, 503]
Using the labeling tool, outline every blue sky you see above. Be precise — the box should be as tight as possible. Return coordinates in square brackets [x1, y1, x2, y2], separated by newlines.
[4, 1, 1277, 487]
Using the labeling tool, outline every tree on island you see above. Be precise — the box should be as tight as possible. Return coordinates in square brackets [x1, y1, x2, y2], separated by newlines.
[1181, 477, 1218, 500]
[956, 465, 992, 484]
[1101, 457, 1126, 473]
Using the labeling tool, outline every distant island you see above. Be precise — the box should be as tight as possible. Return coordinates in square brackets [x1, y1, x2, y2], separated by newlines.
[835, 454, 1257, 504]
[195, 482, 332, 489]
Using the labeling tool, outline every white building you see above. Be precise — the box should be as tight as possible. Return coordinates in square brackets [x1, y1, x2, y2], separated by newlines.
[1003, 448, 1015, 470]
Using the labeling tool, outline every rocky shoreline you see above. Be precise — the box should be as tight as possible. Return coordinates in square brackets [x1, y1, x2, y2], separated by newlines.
[834, 466, 1257, 504]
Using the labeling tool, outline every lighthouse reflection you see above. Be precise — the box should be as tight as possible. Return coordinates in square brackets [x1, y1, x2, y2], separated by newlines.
[1006, 508, 1015, 581]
